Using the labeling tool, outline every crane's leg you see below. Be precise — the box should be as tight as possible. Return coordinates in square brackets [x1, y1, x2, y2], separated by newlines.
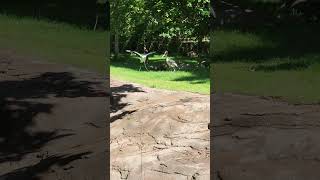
[94, 15, 99, 31]
[144, 62, 149, 71]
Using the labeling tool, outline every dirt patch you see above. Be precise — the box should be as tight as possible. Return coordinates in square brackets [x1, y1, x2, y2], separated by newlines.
[211, 93, 320, 180]
[110, 79, 210, 180]
[0, 50, 108, 180]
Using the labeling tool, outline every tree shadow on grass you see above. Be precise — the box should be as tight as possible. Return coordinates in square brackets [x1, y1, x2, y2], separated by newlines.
[210, 0, 320, 66]
[212, 25, 320, 71]
[0, 72, 106, 164]
[111, 54, 210, 85]
[172, 72, 209, 84]
[0, 152, 92, 180]
[251, 60, 313, 72]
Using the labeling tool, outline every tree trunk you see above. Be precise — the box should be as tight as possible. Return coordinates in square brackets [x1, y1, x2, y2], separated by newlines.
[122, 37, 132, 52]
[114, 31, 119, 58]
[177, 37, 183, 54]
[198, 36, 204, 55]
[210, 32, 214, 57]
[210, 0, 217, 58]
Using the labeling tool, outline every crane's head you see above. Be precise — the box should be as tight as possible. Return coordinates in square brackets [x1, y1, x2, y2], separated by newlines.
[163, 51, 168, 57]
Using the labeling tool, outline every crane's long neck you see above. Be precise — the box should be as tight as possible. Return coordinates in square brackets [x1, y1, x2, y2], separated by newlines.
[134, 51, 143, 58]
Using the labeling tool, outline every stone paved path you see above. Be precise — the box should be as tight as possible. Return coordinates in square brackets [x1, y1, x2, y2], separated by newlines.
[110, 79, 210, 180]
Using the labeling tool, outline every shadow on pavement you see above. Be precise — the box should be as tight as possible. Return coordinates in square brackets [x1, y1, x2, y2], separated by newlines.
[110, 84, 145, 123]
[0, 152, 92, 180]
[0, 72, 105, 164]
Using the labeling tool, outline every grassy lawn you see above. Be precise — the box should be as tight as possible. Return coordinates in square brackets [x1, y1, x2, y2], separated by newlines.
[211, 26, 320, 103]
[3, 14, 319, 100]
[111, 54, 209, 94]
[0, 14, 210, 94]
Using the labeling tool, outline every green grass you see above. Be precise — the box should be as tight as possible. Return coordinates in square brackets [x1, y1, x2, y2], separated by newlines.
[4, 14, 319, 100]
[111, 55, 209, 94]
[211, 26, 320, 103]
[0, 14, 209, 94]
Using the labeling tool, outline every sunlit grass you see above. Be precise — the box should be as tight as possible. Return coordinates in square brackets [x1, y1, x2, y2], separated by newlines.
[111, 55, 209, 94]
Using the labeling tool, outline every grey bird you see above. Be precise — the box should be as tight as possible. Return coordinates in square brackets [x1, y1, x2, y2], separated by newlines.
[162, 51, 178, 71]
[126, 50, 156, 71]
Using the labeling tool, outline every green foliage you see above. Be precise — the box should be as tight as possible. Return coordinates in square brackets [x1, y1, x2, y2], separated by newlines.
[110, 0, 210, 51]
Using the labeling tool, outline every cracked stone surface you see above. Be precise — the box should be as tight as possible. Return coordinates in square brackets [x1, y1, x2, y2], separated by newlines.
[211, 93, 320, 180]
[111, 79, 210, 180]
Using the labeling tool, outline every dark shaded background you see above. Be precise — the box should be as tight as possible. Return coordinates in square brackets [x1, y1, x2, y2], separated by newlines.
[0, 0, 109, 29]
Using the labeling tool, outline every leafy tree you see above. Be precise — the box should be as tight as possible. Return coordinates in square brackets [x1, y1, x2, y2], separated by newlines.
[110, 0, 211, 55]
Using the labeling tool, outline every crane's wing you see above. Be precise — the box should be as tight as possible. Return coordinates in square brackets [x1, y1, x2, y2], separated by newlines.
[145, 51, 156, 57]
[126, 50, 143, 58]
[168, 58, 178, 67]
[172, 61, 178, 67]
[131, 51, 143, 58]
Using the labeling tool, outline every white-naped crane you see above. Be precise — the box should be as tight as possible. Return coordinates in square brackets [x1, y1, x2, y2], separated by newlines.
[162, 51, 178, 71]
[126, 50, 156, 71]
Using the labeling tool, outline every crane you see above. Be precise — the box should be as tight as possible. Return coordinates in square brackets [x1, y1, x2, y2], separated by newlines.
[162, 51, 178, 71]
[126, 50, 156, 71]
